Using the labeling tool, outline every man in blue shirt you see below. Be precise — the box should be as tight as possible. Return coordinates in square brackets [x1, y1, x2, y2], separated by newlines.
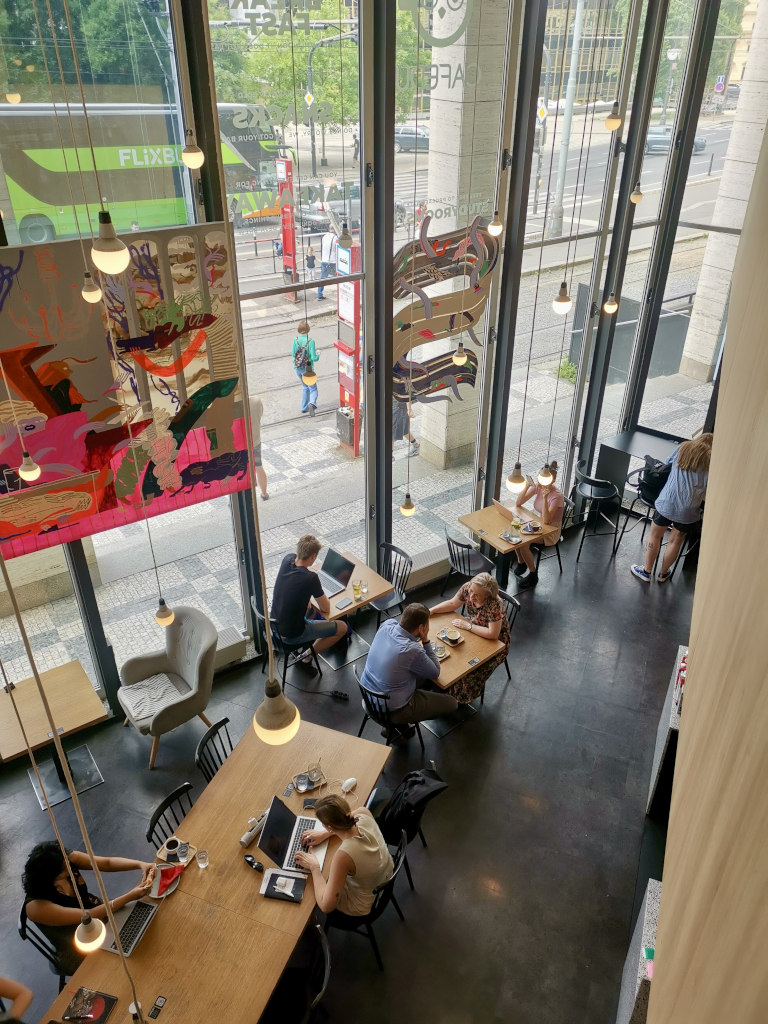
[361, 604, 458, 727]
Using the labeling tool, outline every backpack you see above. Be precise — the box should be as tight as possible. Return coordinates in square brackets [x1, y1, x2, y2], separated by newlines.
[374, 765, 448, 845]
[639, 455, 672, 506]
[293, 341, 309, 370]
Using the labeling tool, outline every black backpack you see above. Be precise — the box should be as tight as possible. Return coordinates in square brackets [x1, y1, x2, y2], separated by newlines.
[638, 455, 672, 506]
[374, 765, 448, 845]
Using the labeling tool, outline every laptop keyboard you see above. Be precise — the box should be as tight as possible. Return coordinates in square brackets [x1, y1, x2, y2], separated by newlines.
[286, 816, 319, 869]
[110, 900, 157, 955]
[317, 570, 344, 596]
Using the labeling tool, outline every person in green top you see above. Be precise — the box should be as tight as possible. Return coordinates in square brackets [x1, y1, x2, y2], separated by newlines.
[292, 319, 320, 416]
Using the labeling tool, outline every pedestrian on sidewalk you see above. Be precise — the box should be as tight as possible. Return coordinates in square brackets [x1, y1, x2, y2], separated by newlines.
[392, 397, 419, 459]
[352, 133, 360, 167]
[306, 245, 316, 281]
[317, 228, 337, 300]
[292, 319, 320, 417]
[248, 394, 269, 499]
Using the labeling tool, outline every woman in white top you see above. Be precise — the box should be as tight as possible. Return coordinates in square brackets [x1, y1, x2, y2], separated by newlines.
[294, 795, 393, 916]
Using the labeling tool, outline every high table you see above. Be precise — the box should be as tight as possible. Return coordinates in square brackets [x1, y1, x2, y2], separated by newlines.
[42, 721, 390, 1024]
[596, 430, 680, 502]
[0, 660, 107, 808]
[458, 503, 559, 587]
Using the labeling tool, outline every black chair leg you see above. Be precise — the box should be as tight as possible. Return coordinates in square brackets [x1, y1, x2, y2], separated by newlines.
[376, 611, 382, 629]
[504, 656, 511, 680]
[576, 500, 590, 562]
[480, 687, 484, 706]
[357, 713, 369, 738]
[366, 924, 384, 971]
[612, 504, 620, 554]
[282, 651, 289, 691]
[415, 723, 425, 753]
[391, 893, 405, 922]
[418, 827, 427, 848]
[555, 543, 563, 572]
[58, 975, 66, 994]
[403, 853, 415, 891]
[312, 649, 323, 677]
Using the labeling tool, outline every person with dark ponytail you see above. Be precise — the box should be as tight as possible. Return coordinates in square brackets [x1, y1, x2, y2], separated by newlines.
[293, 795, 393, 916]
[512, 460, 565, 589]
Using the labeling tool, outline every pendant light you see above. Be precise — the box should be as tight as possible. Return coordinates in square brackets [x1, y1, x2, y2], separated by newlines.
[181, 129, 204, 169]
[91, 210, 130, 274]
[74, 912, 106, 953]
[552, 280, 572, 315]
[18, 452, 42, 481]
[400, 493, 416, 516]
[603, 292, 618, 314]
[81, 271, 102, 304]
[253, 678, 301, 746]
[155, 598, 174, 627]
[5, 87, 21, 103]
[452, 341, 468, 366]
[630, 181, 643, 204]
[537, 463, 554, 486]
[487, 210, 503, 237]
[337, 221, 353, 250]
[604, 100, 621, 132]
[505, 462, 526, 494]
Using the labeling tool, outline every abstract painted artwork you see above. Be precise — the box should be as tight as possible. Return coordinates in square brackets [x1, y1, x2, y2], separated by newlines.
[392, 215, 499, 407]
[0, 224, 247, 558]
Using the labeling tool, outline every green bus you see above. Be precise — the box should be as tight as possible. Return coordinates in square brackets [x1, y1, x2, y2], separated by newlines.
[0, 101, 281, 244]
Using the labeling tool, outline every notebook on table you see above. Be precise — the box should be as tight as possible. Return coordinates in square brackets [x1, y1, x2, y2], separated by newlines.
[257, 795, 329, 872]
[316, 548, 356, 597]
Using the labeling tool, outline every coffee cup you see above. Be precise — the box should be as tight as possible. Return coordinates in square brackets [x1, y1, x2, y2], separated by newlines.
[165, 837, 180, 861]
[444, 627, 461, 641]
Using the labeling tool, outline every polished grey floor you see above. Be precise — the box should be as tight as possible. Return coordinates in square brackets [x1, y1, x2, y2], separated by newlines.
[0, 526, 692, 1024]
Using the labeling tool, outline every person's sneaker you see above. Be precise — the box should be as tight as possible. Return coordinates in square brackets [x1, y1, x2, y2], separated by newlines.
[631, 565, 652, 582]
[657, 568, 673, 584]
[513, 561, 528, 577]
[299, 649, 314, 664]
[309, 403, 316, 417]
[408, 441, 420, 456]
[517, 571, 538, 590]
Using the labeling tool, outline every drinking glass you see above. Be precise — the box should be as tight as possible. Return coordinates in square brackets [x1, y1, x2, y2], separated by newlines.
[361, 579, 369, 595]
[352, 580, 362, 600]
[195, 849, 209, 869]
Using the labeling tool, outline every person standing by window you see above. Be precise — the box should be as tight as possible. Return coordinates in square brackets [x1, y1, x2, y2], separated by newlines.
[292, 320, 320, 417]
[317, 229, 337, 300]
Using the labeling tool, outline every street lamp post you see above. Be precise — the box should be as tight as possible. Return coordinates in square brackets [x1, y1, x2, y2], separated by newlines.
[660, 48, 681, 126]
[546, 0, 586, 239]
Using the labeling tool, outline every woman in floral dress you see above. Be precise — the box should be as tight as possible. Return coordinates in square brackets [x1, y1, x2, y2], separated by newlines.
[429, 572, 510, 703]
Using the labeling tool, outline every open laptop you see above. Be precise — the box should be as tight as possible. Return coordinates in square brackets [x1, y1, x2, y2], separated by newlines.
[492, 497, 516, 523]
[103, 898, 159, 957]
[316, 548, 356, 598]
[258, 795, 329, 872]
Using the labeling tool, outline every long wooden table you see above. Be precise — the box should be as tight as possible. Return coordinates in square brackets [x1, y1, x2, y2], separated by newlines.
[427, 611, 505, 691]
[42, 722, 389, 1024]
[459, 502, 559, 587]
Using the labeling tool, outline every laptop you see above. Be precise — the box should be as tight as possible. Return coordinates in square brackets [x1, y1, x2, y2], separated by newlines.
[316, 548, 356, 598]
[492, 497, 515, 523]
[103, 898, 159, 957]
[258, 795, 329, 872]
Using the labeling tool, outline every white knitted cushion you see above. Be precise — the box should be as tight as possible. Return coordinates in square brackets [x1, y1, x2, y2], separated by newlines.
[120, 673, 180, 720]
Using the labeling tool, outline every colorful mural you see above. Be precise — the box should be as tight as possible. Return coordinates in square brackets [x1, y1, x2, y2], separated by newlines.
[392, 214, 498, 406]
[0, 225, 247, 558]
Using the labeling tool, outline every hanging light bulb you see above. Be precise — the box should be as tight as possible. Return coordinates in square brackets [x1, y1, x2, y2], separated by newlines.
[603, 292, 619, 315]
[537, 463, 554, 486]
[487, 210, 503, 237]
[452, 342, 468, 366]
[5, 88, 21, 104]
[505, 462, 526, 494]
[74, 912, 106, 953]
[400, 493, 416, 517]
[155, 598, 174, 627]
[630, 181, 643, 204]
[604, 101, 621, 132]
[337, 222, 353, 250]
[91, 211, 130, 275]
[81, 272, 102, 304]
[552, 281, 572, 315]
[18, 452, 41, 482]
[12, 58, 22, 66]
[25, 64, 35, 73]
[181, 129, 204, 169]
[253, 681, 300, 746]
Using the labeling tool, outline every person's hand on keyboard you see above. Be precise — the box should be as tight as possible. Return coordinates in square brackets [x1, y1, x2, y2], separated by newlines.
[300, 829, 330, 848]
[293, 848, 319, 871]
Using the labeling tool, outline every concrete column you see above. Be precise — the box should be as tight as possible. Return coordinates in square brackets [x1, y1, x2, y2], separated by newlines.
[680, 0, 768, 381]
[414, 0, 508, 468]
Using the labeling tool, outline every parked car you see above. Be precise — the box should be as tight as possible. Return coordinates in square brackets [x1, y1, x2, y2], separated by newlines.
[394, 124, 430, 153]
[645, 125, 707, 154]
[297, 180, 361, 231]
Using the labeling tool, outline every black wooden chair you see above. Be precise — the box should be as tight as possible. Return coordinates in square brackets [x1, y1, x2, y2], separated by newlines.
[573, 459, 620, 561]
[254, 605, 323, 689]
[323, 830, 407, 971]
[354, 666, 424, 753]
[146, 782, 194, 848]
[370, 542, 413, 628]
[531, 496, 575, 573]
[18, 904, 67, 993]
[441, 529, 494, 595]
[195, 717, 234, 784]
[497, 590, 521, 687]
[613, 466, 655, 557]
[258, 922, 331, 1023]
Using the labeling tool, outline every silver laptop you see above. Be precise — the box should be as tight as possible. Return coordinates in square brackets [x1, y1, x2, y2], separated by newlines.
[104, 898, 159, 957]
[258, 796, 329, 872]
[316, 548, 356, 598]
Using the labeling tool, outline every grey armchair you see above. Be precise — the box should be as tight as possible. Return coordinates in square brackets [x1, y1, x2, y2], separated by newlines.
[117, 606, 218, 769]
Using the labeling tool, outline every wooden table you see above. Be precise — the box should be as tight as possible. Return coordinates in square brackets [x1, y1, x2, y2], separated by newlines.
[459, 502, 559, 587]
[312, 552, 394, 669]
[0, 660, 108, 807]
[427, 612, 505, 691]
[41, 722, 389, 1024]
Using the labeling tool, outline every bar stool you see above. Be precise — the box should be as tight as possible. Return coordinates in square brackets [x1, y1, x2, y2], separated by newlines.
[574, 459, 620, 561]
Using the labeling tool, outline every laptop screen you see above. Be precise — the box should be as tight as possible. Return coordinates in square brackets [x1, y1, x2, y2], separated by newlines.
[258, 796, 297, 867]
[321, 548, 356, 586]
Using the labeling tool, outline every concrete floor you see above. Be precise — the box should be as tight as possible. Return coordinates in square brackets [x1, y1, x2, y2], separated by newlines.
[0, 525, 693, 1024]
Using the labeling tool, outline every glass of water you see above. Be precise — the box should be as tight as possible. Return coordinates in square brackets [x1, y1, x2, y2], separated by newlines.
[361, 579, 369, 595]
[195, 849, 209, 869]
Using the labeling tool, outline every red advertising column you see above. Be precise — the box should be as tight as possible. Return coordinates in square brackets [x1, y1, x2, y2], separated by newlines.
[333, 240, 362, 456]
[276, 157, 298, 303]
